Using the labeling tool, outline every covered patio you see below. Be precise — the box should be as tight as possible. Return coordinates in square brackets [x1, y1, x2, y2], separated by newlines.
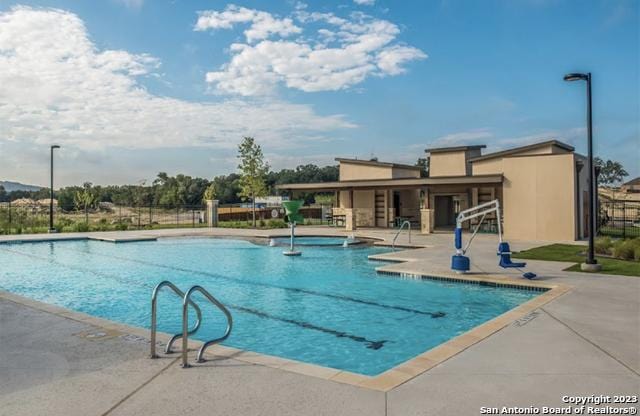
[276, 174, 503, 233]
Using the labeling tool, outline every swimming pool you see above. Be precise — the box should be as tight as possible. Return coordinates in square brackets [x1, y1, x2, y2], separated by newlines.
[270, 236, 360, 246]
[0, 237, 539, 375]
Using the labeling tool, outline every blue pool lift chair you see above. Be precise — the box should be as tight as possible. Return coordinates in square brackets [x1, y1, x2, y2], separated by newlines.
[497, 242, 526, 269]
[498, 242, 536, 279]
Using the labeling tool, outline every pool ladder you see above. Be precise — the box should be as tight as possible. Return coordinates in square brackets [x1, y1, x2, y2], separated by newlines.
[150, 281, 233, 368]
[391, 220, 412, 250]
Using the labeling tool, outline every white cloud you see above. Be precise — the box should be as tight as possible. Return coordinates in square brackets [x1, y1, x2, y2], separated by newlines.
[354, 0, 376, 5]
[195, 5, 302, 43]
[0, 7, 354, 152]
[198, 7, 426, 96]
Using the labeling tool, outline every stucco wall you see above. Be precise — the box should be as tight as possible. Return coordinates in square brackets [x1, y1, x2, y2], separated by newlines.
[392, 168, 421, 179]
[471, 158, 504, 175]
[471, 144, 571, 175]
[340, 163, 392, 180]
[502, 153, 577, 241]
[429, 151, 468, 177]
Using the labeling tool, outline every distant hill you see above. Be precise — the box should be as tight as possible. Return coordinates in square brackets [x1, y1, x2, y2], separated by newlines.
[0, 181, 43, 192]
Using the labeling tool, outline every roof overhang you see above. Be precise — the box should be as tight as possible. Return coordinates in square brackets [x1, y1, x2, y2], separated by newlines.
[468, 140, 575, 163]
[334, 158, 421, 171]
[276, 174, 503, 191]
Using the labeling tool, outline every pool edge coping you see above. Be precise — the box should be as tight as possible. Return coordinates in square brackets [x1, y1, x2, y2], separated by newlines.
[0, 273, 570, 393]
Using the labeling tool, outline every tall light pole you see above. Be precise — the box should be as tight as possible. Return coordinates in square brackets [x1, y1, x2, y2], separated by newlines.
[49, 145, 61, 233]
[563, 72, 601, 271]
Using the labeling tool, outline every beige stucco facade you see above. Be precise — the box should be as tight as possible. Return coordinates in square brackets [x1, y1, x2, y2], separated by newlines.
[279, 140, 587, 242]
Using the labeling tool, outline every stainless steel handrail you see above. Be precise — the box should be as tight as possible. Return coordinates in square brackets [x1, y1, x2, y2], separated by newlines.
[150, 281, 203, 358]
[181, 285, 233, 367]
[392, 220, 412, 250]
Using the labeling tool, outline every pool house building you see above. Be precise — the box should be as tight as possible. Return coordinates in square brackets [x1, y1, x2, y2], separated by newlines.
[277, 140, 590, 242]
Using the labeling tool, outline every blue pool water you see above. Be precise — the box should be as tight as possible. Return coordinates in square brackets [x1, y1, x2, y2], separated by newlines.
[0, 238, 539, 375]
[271, 236, 358, 246]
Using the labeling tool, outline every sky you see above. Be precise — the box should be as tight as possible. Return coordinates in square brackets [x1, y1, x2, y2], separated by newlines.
[0, 0, 638, 187]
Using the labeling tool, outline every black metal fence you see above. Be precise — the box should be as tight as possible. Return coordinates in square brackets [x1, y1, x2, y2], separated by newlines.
[598, 201, 640, 238]
[0, 202, 331, 235]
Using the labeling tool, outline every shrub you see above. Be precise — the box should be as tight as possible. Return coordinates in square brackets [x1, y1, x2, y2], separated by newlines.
[594, 236, 613, 255]
[74, 222, 90, 233]
[267, 219, 287, 228]
[258, 219, 266, 228]
[115, 223, 128, 231]
[612, 239, 637, 261]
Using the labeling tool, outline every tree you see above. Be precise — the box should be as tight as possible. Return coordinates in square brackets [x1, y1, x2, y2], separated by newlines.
[416, 157, 429, 178]
[203, 183, 217, 202]
[74, 182, 96, 223]
[0, 185, 7, 203]
[594, 157, 629, 201]
[237, 137, 269, 227]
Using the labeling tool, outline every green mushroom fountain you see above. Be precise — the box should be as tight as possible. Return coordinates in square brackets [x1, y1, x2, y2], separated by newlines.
[282, 200, 304, 256]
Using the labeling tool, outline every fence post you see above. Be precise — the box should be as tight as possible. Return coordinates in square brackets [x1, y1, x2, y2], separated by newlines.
[138, 206, 141, 229]
[176, 205, 179, 228]
[623, 202, 626, 239]
[8, 200, 11, 228]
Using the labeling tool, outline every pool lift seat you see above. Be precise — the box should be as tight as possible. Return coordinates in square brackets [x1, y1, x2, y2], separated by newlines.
[451, 199, 536, 279]
[150, 281, 233, 368]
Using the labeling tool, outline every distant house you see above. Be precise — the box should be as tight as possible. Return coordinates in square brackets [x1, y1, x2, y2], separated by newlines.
[277, 139, 590, 242]
[10, 198, 36, 207]
[621, 177, 640, 193]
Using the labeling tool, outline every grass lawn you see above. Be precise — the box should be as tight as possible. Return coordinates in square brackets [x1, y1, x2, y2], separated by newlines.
[513, 244, 640, 277]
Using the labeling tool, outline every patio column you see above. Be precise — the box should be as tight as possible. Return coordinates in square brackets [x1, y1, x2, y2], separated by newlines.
[345, 188, 356, 231]
[206, 199, 219, 227]
[420, 208, 434, 234]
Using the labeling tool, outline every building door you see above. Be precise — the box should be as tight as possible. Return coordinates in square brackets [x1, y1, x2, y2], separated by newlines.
[393, 192, 400, 219]
[434, 196, 455, 228]
[375, 190, 386, 227]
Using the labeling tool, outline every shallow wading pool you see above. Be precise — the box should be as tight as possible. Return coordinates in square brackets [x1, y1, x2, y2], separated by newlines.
[0, 237, 540, 375]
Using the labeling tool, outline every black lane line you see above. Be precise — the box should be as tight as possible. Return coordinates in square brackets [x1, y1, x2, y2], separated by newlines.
[0, 246, 388, 349]
[227, 305, 387, 350]
[62, 246, 446, 319]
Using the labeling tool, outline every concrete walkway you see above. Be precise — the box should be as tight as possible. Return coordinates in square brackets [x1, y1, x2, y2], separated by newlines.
[0, 227, 638, 415]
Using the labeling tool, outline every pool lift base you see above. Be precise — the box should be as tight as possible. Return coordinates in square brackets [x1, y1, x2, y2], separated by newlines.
[451, 199, 536, 279]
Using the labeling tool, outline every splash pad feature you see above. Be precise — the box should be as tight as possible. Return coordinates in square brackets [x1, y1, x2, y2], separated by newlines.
[282, 200, 304, 256]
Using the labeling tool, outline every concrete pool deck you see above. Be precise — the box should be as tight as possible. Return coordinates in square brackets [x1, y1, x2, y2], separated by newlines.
[0, 227, 638, 415]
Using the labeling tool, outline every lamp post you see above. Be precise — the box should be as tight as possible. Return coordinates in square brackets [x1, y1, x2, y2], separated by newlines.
[49, 145, 61, 233]
[563, 72, 601, 271]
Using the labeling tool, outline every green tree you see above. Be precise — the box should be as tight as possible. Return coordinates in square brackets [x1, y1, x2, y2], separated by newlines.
[416, 157, 429, 178]
[203, 183, 217, 202]
[594, 157, 629, 201]
[237, 137, 269, 227]
[0, 185, 7, 202]
[74, 182, 96, 223]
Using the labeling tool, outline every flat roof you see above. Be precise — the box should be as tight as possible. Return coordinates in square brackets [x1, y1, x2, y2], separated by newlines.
[468, 140, 574, 163]
[276, 174, 503, 191]
[335, 158, 421, 171]
[424, 145, 486, 154]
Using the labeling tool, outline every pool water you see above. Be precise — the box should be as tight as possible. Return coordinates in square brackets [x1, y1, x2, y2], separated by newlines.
[0, 238, 539, 375]
[270, 236, 359, 246]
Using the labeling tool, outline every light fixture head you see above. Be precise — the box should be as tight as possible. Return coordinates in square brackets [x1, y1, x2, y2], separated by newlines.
[563, 73, 588, 82]
[51, 145, 61, 149]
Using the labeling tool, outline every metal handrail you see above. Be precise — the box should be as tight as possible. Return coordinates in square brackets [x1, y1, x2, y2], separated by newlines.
[150, 281, 203, 358]
[392, 220, 412, 250]
[182, 285, 233, 367]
